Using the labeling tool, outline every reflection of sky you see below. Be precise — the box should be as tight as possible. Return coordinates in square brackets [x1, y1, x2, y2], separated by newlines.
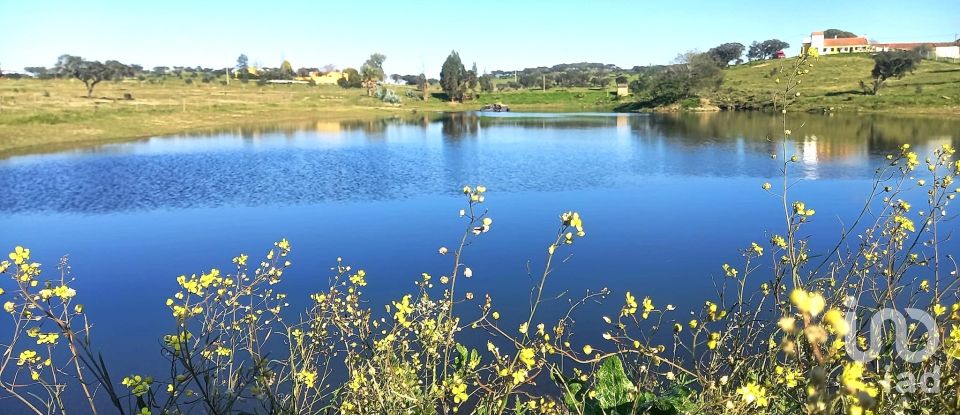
[4, 112, 956, 214]
[0, 112, 957, 397]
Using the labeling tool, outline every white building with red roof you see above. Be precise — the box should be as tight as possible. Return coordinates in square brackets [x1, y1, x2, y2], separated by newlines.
[802, 31, 960, 59]
[803, 31, 870, 54]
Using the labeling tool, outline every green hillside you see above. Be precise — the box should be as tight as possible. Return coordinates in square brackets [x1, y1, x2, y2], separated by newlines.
[715, 54, 960, 114]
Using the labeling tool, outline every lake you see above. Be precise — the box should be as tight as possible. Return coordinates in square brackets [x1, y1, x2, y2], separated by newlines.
[1, 111, 958, 395]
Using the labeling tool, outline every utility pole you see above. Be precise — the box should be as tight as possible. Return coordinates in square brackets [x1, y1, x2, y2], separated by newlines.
[225, 67, 230, 85]
[542, 74, 545, 91]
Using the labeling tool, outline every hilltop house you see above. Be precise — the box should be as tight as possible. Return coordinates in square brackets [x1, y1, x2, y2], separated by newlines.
[803, 31, 871, 55]
[802, 31, 960, 59]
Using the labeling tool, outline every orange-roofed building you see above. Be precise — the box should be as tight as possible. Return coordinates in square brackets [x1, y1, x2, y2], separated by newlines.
[801, 30, 960, 59]
[803, 31, 871, 55]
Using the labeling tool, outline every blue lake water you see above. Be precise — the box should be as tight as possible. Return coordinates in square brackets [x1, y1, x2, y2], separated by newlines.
[1, 111, 958, 399]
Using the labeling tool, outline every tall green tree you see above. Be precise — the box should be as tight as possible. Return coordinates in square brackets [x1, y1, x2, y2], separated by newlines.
[863, 51, 921, 95]
[279, 60, 294, 79]
[464, 62, 478, 98]
[360, 53, 386, 96]
[747, 39, 790, 60]
[338, 68, 362, 88]
[479, 74, 493, 93]
[54, 55, 131, 97]
[236, 54, 249, 82]
[707, 42, 745, 66]
[823, 29, 858, 39]
[440, 51, 466, 102]
[417, 73, 429, 100]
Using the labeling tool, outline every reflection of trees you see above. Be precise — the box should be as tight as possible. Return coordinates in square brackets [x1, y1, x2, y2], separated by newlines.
[440, 112, 480, 140]
[4, 111, 959, 214]
[631, 112, 959, 163]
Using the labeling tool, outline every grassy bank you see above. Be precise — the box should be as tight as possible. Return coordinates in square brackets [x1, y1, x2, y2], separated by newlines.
[2, 56, 958, 156]
[0, 78, 618, 157]
[715, 54, 960, 114]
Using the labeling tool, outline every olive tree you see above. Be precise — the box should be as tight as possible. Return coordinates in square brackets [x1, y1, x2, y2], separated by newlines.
[863, 51, 921, 95]
[55, 55, 132, 97]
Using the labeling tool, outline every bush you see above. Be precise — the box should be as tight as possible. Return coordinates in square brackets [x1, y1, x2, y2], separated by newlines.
[374, 86, 401, 104]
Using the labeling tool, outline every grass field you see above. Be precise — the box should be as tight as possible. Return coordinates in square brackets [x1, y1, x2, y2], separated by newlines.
[0, 78, 623, 156]
[715, 54, 960, 113]
[1, 55, 958, 156]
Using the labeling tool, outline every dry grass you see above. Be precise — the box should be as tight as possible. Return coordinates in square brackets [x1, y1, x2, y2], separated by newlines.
[0, 78, 622, 156]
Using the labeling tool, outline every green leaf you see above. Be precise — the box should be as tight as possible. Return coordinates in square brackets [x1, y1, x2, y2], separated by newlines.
[454, 343, 468, 370]
[551, 367, 587, 411]
[594, 356, 636, 409]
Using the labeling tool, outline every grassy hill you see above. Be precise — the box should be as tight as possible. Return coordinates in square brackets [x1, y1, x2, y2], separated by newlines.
[714, 54, 960, 114]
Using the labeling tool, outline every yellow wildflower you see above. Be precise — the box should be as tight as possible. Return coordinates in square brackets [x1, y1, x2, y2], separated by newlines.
[518, 348, 536, 369]
[349, 270, 367, 286]
[790, 289, 825, 317]
[736, 382, 768, 407]
[641, 296, 654, 319]
[296, 370, 317, 388]
[622, 292, 638, 316]
[9, 246, 30, 265]
[17, 349, 39, 366]
[823, 309, 849, 335]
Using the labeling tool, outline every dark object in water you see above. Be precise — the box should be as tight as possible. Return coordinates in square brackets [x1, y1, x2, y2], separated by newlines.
[480, 103, 510, 112]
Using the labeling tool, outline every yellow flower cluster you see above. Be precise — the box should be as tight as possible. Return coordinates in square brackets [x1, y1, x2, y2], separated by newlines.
[447, 374, 468, 403]
[296, 370, 318, 388]
[790, 289, 825, 317]
[37, 285, 76, 301]
[392, 295, 413, 327]
[641, 296, 654, 319]
[736, 382, 768, 407]
[121, 375, 153, 397]
[792, 201, 815, 217]
[840, 362, 878, 415]
[770, 234, 787, 249]
[349, 269, 367, 287]
[17, 349, 40, 366]
[621, 292, 638, 316]
[9, 246, 30, 265]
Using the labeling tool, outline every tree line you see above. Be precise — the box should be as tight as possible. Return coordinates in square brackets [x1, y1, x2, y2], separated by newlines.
[14, 31, 922, 105]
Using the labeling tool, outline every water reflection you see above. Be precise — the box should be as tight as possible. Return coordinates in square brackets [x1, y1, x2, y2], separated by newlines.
[2, 111, 958, 397]
[0, 112, 957, 214]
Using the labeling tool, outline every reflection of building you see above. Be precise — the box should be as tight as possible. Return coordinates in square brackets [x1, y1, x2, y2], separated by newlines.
[314, 121, 341, 133]
[798, 133, 870, 168]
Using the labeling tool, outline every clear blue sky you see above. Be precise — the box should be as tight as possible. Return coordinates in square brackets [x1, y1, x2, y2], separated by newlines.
[2, 0, 958, 77]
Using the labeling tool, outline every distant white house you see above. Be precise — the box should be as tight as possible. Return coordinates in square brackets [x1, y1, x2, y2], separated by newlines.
[873, 41, 960, 59]
[802, 31, 960, 59]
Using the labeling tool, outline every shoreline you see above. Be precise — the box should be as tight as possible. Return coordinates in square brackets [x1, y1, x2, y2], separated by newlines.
[4, 104, 959, 159]
[1, 74, 957, 158]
